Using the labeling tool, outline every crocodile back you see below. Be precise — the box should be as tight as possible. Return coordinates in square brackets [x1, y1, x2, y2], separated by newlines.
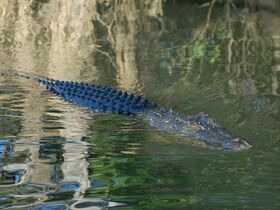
[38, 77, 151, 115]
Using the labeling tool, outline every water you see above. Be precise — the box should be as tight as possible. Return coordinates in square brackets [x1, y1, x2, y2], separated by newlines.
[0, 0, 280, 209]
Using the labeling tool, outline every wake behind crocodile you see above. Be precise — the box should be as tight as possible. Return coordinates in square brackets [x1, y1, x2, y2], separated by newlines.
[0, 71, 251, 151]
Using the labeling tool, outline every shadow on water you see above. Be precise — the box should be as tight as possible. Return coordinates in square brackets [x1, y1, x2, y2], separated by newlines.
[0, 0, 280, 209]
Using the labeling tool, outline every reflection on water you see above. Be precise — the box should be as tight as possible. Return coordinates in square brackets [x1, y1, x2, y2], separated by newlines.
[0, 0, 280, 209]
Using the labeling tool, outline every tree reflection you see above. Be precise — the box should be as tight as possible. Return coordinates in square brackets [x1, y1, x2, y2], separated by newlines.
[0, 0, 280, 209]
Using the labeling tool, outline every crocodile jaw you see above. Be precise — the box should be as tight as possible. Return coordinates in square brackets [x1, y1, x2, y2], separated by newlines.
[145, 109, 251, 151]
[223, 137, 252, 151]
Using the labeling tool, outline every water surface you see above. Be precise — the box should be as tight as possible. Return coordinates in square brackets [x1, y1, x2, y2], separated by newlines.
[0, 0, 280, 209]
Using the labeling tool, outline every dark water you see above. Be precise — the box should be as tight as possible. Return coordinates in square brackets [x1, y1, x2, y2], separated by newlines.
[0, 1, 280, 209]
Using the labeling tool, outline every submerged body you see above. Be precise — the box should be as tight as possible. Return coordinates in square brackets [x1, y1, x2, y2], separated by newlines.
[1, 71, 251, 151]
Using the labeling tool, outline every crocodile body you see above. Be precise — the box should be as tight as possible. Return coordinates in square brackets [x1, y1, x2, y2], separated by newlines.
[1, 71, 251, 151]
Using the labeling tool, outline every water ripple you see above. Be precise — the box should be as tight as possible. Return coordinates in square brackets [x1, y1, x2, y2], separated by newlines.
[0, 164, 32, 187]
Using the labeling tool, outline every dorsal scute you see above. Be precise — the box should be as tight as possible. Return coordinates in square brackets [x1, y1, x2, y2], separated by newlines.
[38, 78, 151, 115]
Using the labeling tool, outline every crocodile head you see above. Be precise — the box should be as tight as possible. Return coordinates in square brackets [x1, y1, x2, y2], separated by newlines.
[192, 112, 251, 151]
[193, 126, 252, 151]
[221, 137, 252, 151]
[146, 109, 251, 151]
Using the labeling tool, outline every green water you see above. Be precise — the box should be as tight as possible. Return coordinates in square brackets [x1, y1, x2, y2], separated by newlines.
[0, 1, 280, 209]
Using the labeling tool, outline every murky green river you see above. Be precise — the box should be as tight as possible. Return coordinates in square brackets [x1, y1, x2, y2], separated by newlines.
[0, 1, 280, 209]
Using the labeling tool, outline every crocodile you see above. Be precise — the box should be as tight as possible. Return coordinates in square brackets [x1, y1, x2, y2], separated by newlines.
[0, 71, 251, 151]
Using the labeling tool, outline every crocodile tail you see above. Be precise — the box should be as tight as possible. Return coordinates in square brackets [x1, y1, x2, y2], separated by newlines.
[0, 70, 42, 80]
[1, 70, 157, 115]
[37, 77, 155, 115]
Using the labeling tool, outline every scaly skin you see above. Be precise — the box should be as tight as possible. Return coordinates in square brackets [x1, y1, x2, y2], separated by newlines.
[38, 77, 154, 115]
[0, 71, 251, 150]
[146, 109, 251, 150]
